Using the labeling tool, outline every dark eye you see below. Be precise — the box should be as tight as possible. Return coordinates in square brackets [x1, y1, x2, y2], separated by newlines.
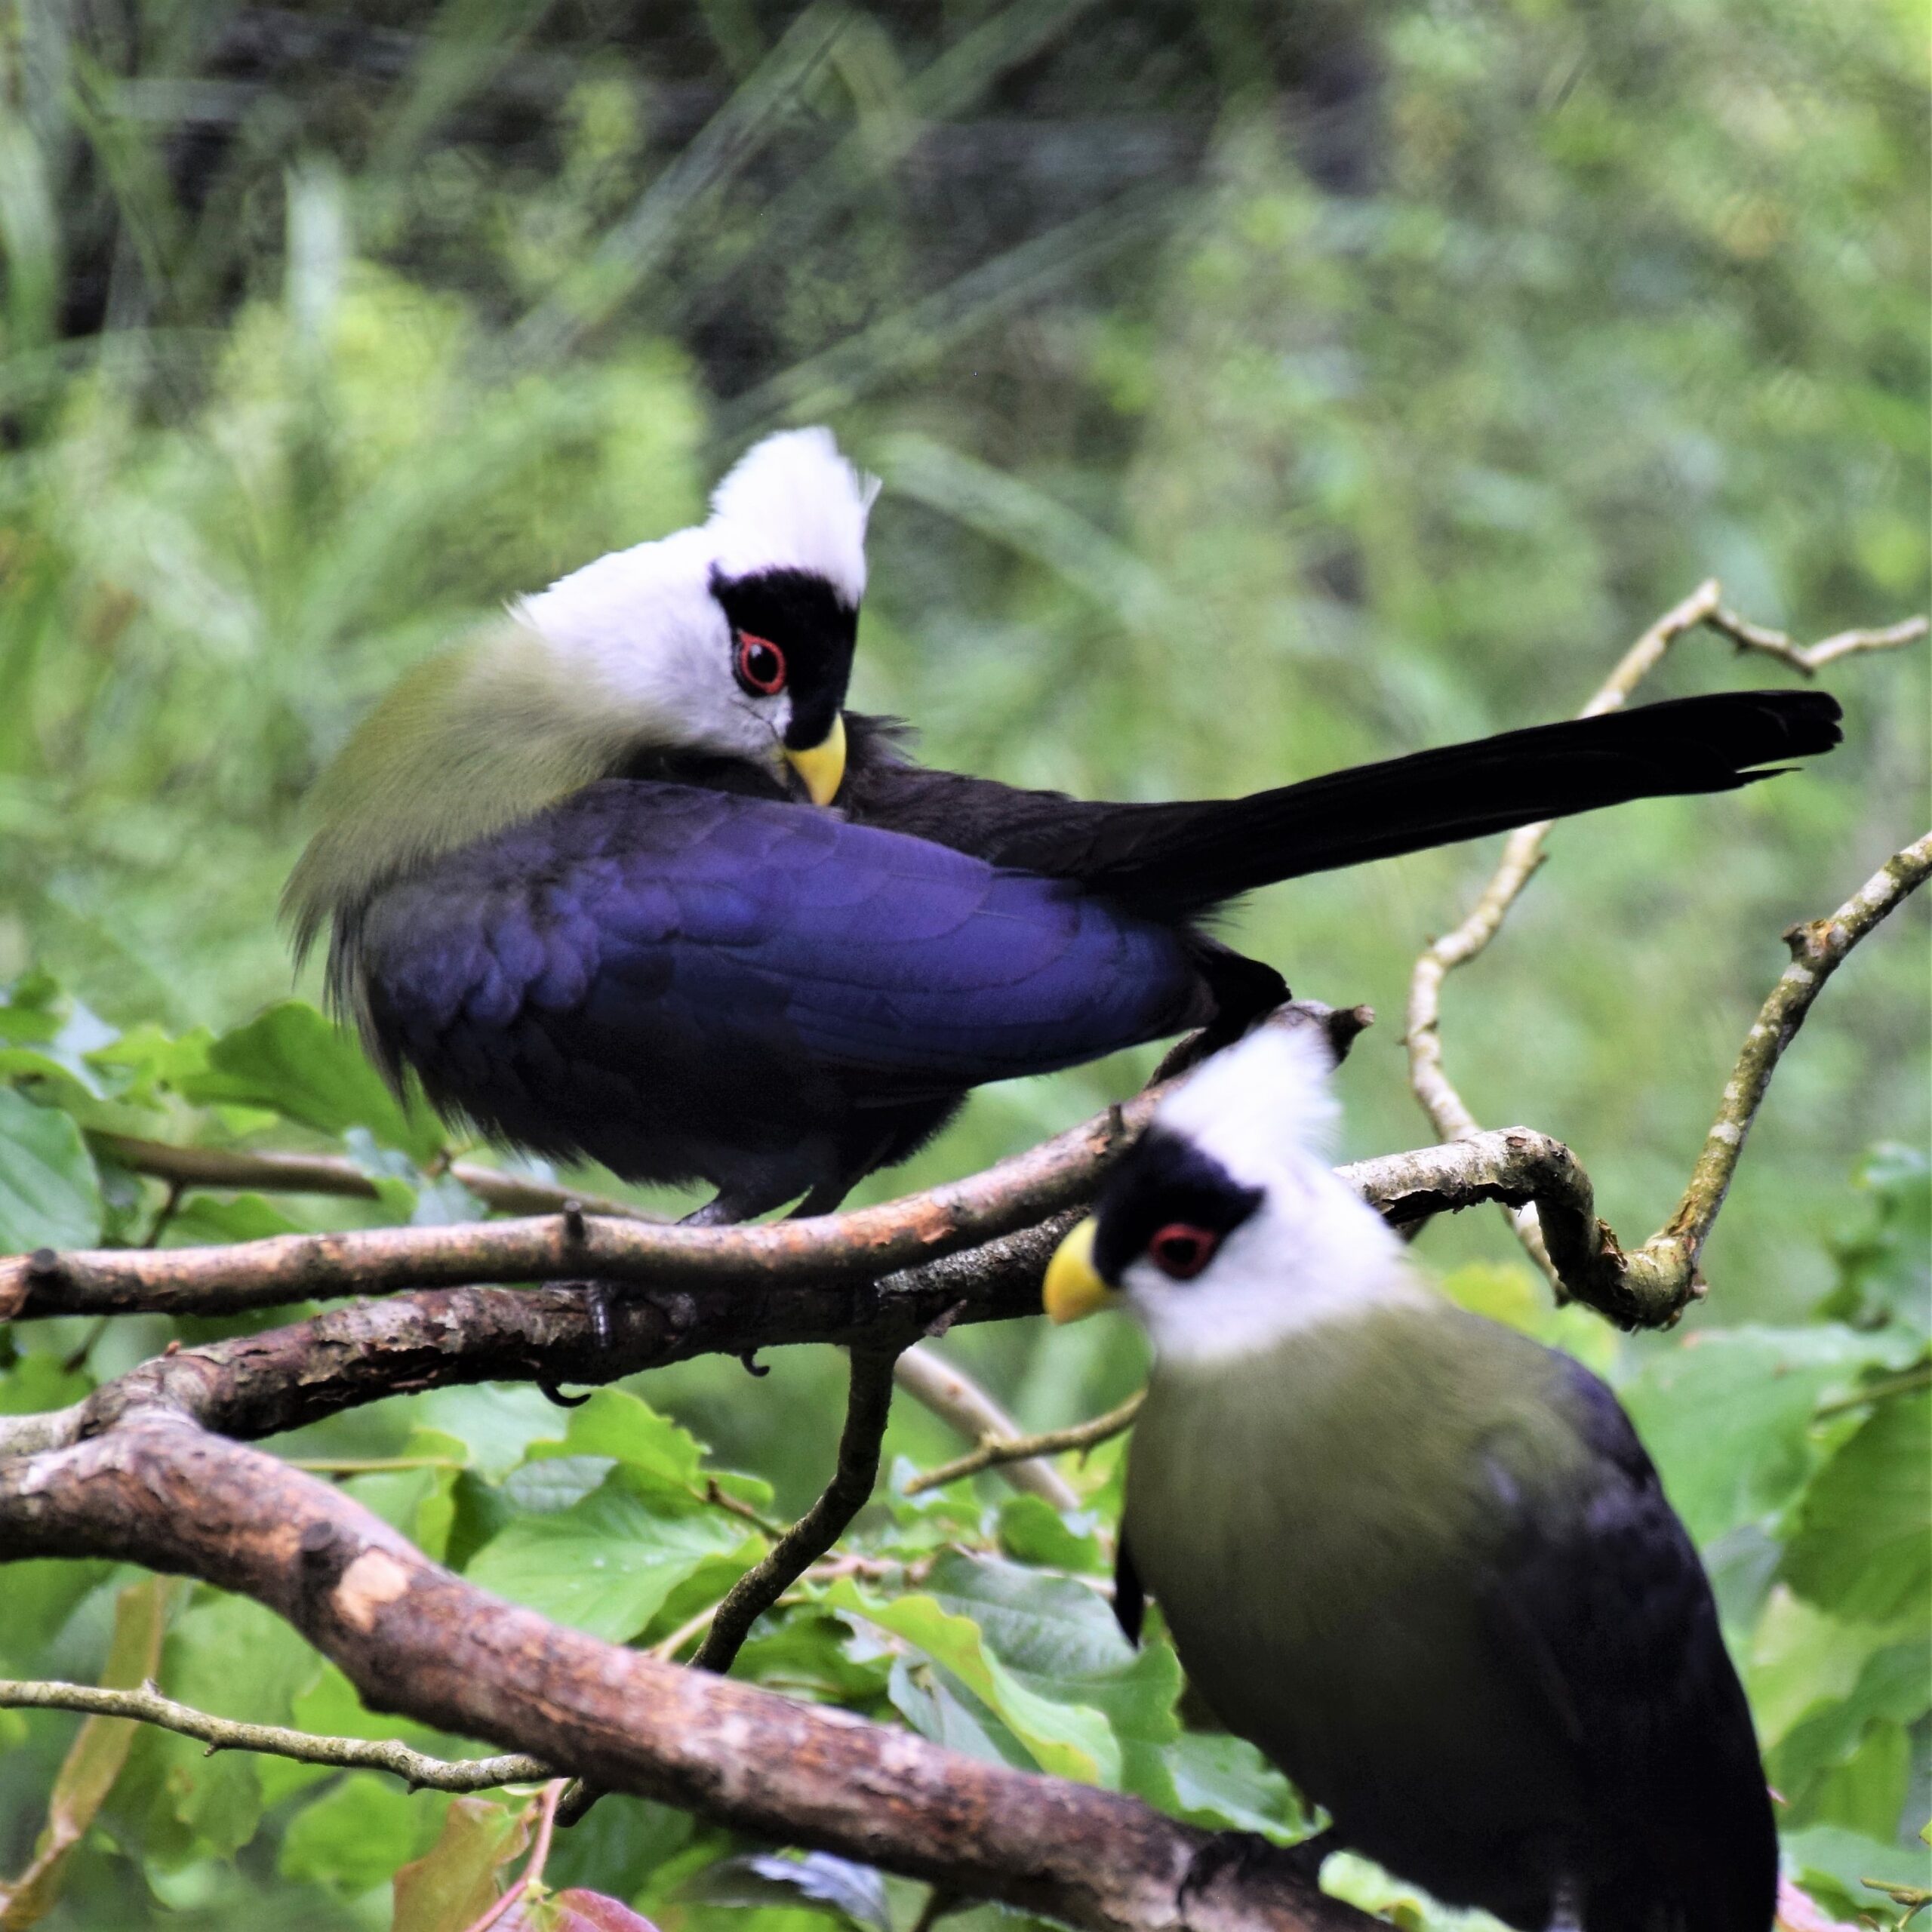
[735, 632, 787, 696]
[1148, 1223, 1219, 1281]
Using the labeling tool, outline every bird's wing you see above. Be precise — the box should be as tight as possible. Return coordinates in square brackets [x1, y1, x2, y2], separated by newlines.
[365, 780, 1206, 1099]
[1483, 1359, 1777, 1932]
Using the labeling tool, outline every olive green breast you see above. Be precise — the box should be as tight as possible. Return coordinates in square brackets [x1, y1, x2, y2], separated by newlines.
[1124, 1297, 1591, 1849]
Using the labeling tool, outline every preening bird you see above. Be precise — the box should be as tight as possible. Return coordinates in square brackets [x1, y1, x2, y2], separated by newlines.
[1041, 1025, 1777, 1932]
[287, 426, 1843, 1222]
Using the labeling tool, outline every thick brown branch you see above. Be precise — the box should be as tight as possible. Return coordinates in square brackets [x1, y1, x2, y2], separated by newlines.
[5, 1000, 1371, 1325]
[903, 1391, 1145, 1497]
[0, 1124, 1683, 1466]
[0, 1679, 552, 1790]
[0, 1416, 1365, 1932]
[1, 1090, 1155, 1321]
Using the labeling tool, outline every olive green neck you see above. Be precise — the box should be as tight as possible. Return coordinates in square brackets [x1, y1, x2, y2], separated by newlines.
[282, 626, 644, 958]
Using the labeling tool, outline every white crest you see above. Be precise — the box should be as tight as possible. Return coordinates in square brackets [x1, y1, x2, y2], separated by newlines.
[708, 427, 880, 608]
[1123, 1022, 1423, 1363]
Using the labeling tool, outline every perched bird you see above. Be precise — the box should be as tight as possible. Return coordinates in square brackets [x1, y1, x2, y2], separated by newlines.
[288, 427, 1843, 1221]
[1041, 1024, 1776, 1932]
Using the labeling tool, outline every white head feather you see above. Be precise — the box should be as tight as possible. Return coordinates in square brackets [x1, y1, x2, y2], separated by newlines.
[509, 428, 875, 769]
[708, 427, 880, 608]
[1121, 1021, 1425, 1364]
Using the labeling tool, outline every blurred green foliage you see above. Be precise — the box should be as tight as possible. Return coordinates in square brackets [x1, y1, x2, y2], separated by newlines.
[0, 0, 1926, 1926]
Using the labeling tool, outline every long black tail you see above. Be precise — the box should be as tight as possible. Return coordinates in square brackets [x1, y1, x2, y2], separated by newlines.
[1072, 690, 1842, 920]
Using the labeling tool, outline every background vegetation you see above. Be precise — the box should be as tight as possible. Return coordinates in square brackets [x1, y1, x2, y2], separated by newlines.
[0, 1, 1925, 1926]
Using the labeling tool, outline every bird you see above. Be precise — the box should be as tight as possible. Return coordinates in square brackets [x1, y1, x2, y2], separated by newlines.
[286, 426, 1844, 1223]
[1039, 1022, 1777, 1932]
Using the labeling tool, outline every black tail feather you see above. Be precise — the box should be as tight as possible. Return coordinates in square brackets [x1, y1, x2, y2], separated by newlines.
[1076, 690, 1841, 919]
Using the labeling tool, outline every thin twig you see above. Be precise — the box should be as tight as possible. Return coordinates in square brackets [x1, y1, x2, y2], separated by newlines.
[0, 1679, 553, 1790]
[903, 1392, 1145, 1497]
[558, 1344, 905, 1829]
[894, 1345, 1080, 1510]
[1405, 581, 1927, 1284]
[1812, 1361, 1932, 1422]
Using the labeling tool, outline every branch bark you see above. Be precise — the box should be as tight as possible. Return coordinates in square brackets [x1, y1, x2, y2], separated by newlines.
[0, 1414, 1366, 1932]
[903, 1391, 1144, 1498]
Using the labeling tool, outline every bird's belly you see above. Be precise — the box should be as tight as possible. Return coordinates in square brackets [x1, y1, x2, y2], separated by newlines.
[1124, 1346, 1581, 1908]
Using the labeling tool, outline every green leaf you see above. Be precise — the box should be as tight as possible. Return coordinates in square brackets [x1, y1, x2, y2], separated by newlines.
[161, 1191, 306, 1245]
[465, 1467, 756, 1641]
[995, 1494, 1107, 1572]
[1770, 1641, 1932, 1825]
[0, 1575, 171, 1928]
[549, 1388, 708, 1484]
[1782, 1393, 1931, 1629]
[1618, 1325, 1914, 1545]
[178, 1001, 441, 1161]
[112, 1589, 322, 1861]
[826, 1571, 1121, 1784]
[1164, 1730, 1306, 1840]
[392, 1795, 531, 1932]
[0, 1349, 94, 1418]
[0, 1086, 102, 1254]
[1780, 1826, 1932, 1921]
[278, 1771, 441, 1898]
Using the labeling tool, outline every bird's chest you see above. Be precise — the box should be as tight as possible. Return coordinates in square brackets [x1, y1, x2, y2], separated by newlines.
[1122, 1324, 1573, 1831]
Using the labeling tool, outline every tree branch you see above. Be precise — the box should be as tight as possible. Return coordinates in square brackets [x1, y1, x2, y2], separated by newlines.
[3, 1072, 1161, 1321]
[1406, 581, 1927, 1286]
[0, 1414, 1366, 1932]
[0, 1678, 553, 1791]
[903, 1392, 1144, 1497]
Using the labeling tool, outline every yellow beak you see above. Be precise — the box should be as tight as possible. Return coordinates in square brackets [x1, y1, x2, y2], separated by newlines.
[784, 712, 847, 807]
[1042, 1217, 1112, 1324]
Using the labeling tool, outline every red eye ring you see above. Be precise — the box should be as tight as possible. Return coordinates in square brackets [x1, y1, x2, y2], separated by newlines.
[1148, 1222, 1219, 1281]
[735, 632, 787, 696]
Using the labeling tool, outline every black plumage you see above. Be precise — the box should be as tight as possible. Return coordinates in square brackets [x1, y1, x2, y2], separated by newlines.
[328, 686, 1839, 1216]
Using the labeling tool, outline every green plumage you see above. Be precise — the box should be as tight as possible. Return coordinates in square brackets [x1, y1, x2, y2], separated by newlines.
[1128, 1299, 1589, 1860]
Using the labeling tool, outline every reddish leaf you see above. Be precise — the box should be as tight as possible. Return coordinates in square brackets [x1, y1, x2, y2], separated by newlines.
[498, 1890, 660, 1931]
[392, 1796, 532, 1932]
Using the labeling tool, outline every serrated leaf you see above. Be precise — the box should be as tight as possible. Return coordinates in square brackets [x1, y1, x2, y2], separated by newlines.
[826, 1573, 1119, 1783]
[466, 1466, 755, 1641]
[1782, 1392, 1930, 1628]
[179, 1001, 441, 1161]
[0, 1086, 102, 1255]
[1619, 1326, 1915, 1545]
[684, 1852, 889, 1932]
[392, 1795, 531, 1932]
[279, 1771, 438, 1897]
[0, 1574, 172, 1928]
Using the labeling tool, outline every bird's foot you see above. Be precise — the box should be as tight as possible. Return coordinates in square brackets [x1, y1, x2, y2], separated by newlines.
[1178, 1829, 1332, 1921]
